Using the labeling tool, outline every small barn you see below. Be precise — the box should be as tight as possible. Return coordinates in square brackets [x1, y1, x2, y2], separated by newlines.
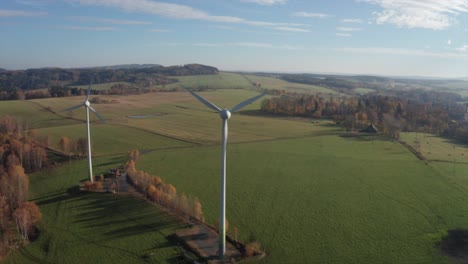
[360, 123, 378, 133]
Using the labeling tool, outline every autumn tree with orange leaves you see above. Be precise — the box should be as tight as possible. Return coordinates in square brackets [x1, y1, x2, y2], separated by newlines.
[0, 116, 44, 257]
[125, 151, 205, 223]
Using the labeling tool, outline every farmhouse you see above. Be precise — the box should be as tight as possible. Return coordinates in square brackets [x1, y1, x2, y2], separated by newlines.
[360, 123, 378, 133]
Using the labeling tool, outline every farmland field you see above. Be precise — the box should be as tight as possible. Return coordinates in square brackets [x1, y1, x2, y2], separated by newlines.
[4, 156, 194, 264]
[71, 82, 132, 91]
[135, 135, 467, 263]
[243, 74, 337, 94]
[153, 72, 254, 90]
[400, 132, 468, 163]
[1, 87, 468, 264]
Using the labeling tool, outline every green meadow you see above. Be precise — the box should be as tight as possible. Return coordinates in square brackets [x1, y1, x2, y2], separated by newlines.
[400, 132, 468, 163]
[243, 74, 337, 94]
[153, 72, 254, 90]
[71, 82, 132, 91]
[4, 156, 193, 264]
[136, 135, 466, 264]
[1, 81, 467, 263]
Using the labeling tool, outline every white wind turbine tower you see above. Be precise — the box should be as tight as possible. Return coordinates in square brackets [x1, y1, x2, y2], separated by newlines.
[62, 82, 104, 183]
[186, 89, 266, 260]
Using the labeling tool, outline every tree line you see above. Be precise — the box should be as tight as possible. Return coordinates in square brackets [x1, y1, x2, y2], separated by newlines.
[125, 150, 205, 222]
[261, 89, 468, 141]
[0, 116, 43, 258]
[0, 64, 218, 92]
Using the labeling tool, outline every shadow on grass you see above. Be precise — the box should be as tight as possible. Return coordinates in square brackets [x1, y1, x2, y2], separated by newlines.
[340, 134, 392, 142]
[438, 229, 468, 264]
[167, 255, 192, 264]
[94, 156, 127, 169]
[72, 193, 188, 240]
[33, 186, 86, 206]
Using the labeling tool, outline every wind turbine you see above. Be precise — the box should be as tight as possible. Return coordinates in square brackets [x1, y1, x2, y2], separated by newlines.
[62, 81, 104, 183]
[185, 89, 266, 260]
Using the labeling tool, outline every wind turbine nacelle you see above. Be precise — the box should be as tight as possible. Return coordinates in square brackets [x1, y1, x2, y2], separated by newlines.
[85, 100, 90, 107]
[220, 109, 231, 120]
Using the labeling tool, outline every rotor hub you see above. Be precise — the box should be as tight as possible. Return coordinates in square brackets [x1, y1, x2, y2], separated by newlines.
[220, 109, 231, 120]
[85, 100, 90, 107]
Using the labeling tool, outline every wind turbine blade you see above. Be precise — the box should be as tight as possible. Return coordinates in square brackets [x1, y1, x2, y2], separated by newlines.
[231, 93, 266, 113]
[185, 88, 222, 112]
[86, 81, 92, 100]
[62, 104, 83, 112]
[88, 106, 105, 122]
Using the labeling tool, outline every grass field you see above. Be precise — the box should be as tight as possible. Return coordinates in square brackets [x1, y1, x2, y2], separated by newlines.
[242, 74, 337, 94]
[0, 100, 79, 129]
[34, 123, 193, 156]
[153, 72, 254, 90]
[400, 132, 468, 163]
[152, 72, 339, 95]
[71, 82, 132, 91]
[4, 156, 194, 264]
[136, 135, 467, 264]
[2, 86, 468, 263]
[354, 87, 375, 94]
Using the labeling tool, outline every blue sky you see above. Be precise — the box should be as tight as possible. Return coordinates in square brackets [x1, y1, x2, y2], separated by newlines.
[0, 0, 467, 77]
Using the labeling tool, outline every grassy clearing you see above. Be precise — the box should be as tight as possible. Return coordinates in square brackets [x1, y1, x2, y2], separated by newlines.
[0, 100, 79, 129]
[124, 106, 337, 144]
[71, 82, 132, 91]
[34, 123, 192, 156]
[136, 135, 468, 263]
[4, 156, 192, 264]
[4, 87, 468, 263]
[400, 132, 468, 162]
[32, 89, 334, 145]
[354, 87, 375, 94]
[243, 74, 338, 94]
[153, 72, 253, 90]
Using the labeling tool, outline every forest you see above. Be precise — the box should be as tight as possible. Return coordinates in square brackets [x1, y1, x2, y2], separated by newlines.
[261, 89, 468, 141]
[0, 64, 219, 96]
[0, 116, 44, 259]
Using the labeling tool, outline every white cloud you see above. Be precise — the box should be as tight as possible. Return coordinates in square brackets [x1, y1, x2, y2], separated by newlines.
[51, 25, 118, 31]
[241, 0, 287, 5]
[193, 43, 223, 47]
[192, 42, 302, 50]
[336, 33, 351, 37]
[334, 47, 467, 59]
[359, 0, 468, 30]
[67, 0, 308, 31]
[341, 18, 363, 23]
[274, 27, 309, 32]
[0, 9, 47, 17]
[68, 16, 152, 25]
[337, 27, 363, 31]
[293, 12, 330, 18]
[456, 44, 468, 52]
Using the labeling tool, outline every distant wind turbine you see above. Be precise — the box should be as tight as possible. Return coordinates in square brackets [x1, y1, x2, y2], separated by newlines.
[62, 81, 104, 183]
[185, 89, 266, 260]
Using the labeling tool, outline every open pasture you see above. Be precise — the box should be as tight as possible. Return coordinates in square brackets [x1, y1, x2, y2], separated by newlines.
[400, 132, 468, 163]
[0, 100, 79, 129]
[71, 82, 132, 91]
[136, 135, 468, 264]
[4, 156, 193, 264]
[153, 72, 254, 90]
[33, 123, 192, 156]
[354, 87, 375, 94]
[3, 87, 468, 264]
[243, 74, 337, 95]
[31, 89, 335, 145]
